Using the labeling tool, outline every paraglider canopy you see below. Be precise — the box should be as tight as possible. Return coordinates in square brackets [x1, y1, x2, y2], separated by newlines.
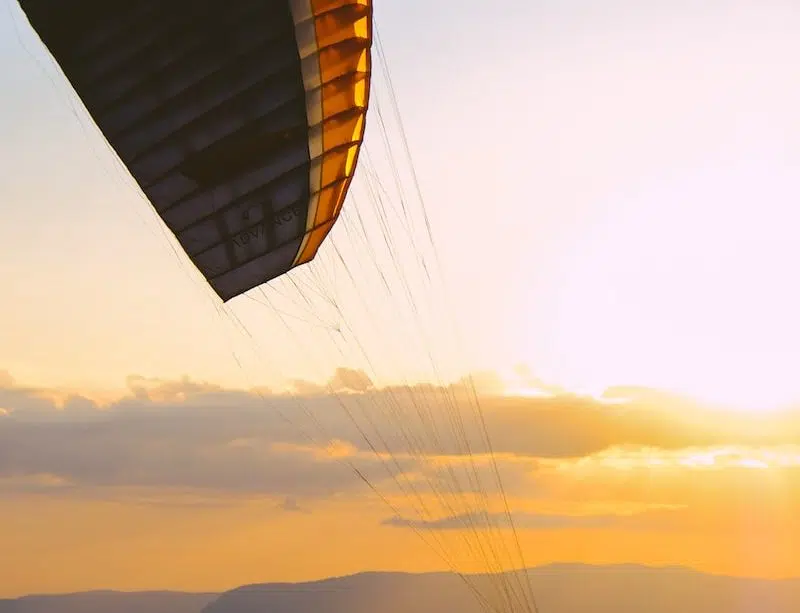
[17, 0, 372, 300]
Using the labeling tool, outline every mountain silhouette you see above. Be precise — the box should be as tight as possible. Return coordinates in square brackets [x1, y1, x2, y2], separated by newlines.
[3, 564, 798, 613]
[201, 564, 800, 613]
[0, 590, 216, 613]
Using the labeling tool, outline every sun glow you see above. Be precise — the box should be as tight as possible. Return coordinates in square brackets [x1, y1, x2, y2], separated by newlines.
[536, 154, 800, 414]
[550, 445, 800, 472]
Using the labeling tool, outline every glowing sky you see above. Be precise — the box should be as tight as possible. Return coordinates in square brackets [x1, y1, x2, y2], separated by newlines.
[3, 0, 800, 409]
[2, 0, 800, 598]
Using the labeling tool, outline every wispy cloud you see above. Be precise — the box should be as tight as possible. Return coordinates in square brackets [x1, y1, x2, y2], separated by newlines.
[382, 509, 674, 531]
[278, 496, 311, 513]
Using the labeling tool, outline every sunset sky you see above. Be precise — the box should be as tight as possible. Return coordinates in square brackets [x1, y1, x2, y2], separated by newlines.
[2, 0, 800, 599]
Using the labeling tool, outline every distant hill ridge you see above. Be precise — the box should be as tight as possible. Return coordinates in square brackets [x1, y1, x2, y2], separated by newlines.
[0, 590, 217, 613]
[3, 564, 798, 613]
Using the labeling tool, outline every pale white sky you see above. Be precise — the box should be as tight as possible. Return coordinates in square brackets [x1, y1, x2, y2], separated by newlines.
[3, 0, 800, 409]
